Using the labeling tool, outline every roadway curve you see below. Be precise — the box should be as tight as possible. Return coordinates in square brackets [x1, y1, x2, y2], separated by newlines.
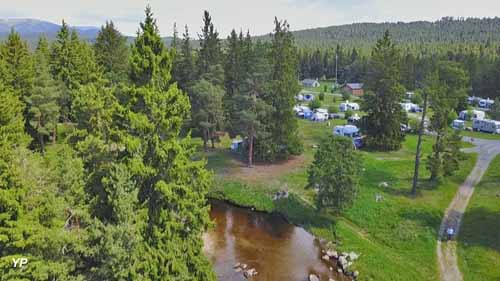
[437, 137, 500, 281]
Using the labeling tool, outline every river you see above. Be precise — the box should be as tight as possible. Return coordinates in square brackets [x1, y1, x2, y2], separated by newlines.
[203, 200, 350, 281]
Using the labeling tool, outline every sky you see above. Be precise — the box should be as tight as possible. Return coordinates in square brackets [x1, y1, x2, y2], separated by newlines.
[0, 0, 499, 37]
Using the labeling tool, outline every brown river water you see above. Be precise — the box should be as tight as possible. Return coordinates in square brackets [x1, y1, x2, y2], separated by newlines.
[203, 201, 350, 281]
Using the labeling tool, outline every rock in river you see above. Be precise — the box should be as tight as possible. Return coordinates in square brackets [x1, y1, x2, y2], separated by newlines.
[309, 274, 320, 281]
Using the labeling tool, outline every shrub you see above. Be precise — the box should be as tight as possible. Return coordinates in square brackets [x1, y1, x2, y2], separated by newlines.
[342, 90, 351, 101]
[309, 99, 322, 110]
[328, 105, 339, 114]
[319, 92, 325, 101]
[344, 109, 353, 119]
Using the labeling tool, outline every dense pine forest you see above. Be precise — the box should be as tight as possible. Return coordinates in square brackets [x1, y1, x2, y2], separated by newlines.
[1, 4, 500, 280]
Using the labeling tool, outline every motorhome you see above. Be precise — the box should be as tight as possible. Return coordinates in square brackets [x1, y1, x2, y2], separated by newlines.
[339, 101, 360, 112]
[472, 119, 500, 134]
[333, 125, 363, 148]
[459, 110, 485, 120]
[452, 119, 465, 130]
[311, 108, 329, 121]
[478, 98, 494, 109]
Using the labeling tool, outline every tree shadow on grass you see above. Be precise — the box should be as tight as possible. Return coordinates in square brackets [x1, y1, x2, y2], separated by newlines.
[399, 208, 442, 234]
[274, 193, 333, 229]
[459, 207, 500, 253]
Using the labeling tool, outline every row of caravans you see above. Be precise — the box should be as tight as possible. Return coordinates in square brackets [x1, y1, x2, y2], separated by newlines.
[472, 119, 500, 134]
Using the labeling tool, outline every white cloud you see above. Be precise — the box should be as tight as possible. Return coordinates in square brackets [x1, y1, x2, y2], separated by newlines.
[0, 0, 499, 37]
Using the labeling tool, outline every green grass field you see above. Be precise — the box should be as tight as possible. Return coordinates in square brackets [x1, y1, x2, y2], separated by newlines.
[204, 119, 477, 281]
[458, 156, 500, 281]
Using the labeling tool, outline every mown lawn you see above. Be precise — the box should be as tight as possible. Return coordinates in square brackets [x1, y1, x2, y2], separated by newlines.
[458, 156, 500, 281]
[203, 119, 478, 281]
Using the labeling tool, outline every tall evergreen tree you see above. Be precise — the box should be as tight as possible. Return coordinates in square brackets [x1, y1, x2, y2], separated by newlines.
[223, 29, 244, 134]
[0, 29, 34, 98]
[197, 10, 223, 82]
[259, 18, 302, 161]
[51, 21, 100, 120]
[362, 31, 406, 151]
[94, 21, 129, 83]
[27, 37, 62, 153]
[129, 6, 171, 89]
[427, 61, 468, 180]
[121, 7, 217, 279]
[172, 25, 196, 91]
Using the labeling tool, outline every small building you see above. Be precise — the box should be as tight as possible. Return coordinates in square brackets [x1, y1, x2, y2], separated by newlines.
[343, 83, 364, 97]
[302, 79, 320, 88]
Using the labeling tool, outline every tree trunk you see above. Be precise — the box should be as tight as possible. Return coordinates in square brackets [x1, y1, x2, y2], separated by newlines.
[210, 129, 215, 149]
[412, 92, 428, 196]
[430, 134, 441, 181]
[203, 129, 208, 152]
[248, 134, 254, 167]
[52, 124, 57, 145]
[39, 133, 45, 155]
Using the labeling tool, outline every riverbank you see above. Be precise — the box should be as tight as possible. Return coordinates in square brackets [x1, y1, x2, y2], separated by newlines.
[205, 120, 478, 280]
[458, 155, 500, 281]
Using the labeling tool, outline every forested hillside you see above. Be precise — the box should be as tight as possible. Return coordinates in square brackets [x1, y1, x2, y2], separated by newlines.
[278, 17, 500, 49]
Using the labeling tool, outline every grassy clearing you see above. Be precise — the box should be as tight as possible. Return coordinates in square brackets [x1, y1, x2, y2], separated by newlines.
[202, 118, 477, 281]
[458, 156, 500, 281]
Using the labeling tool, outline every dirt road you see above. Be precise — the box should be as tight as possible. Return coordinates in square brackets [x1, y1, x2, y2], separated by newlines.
[437, 137, 500, 281]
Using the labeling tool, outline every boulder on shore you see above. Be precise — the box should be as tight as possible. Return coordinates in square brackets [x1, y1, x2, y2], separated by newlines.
[309, 274, 320, 281]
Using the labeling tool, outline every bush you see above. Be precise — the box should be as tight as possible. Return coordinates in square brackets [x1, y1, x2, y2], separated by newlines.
[342, 90, 351, 101]
[344, 109, 353, 119]
[319, 92, 325, 101]
[323, 85, 329, 93]
[328, 105, 339, 114]
[309, 99, 322, 110]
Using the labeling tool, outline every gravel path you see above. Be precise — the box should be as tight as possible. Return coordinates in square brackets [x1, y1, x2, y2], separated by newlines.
[437, 137, 500, 281]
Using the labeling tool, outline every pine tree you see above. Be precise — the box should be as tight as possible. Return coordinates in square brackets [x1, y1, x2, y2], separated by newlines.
[427, 61, 468, 180]
[363, 31, 406, 151]
[115, 7, 216, 280]
[51, 21, 100, 120]
[197, 11, 223, 83]
[223, 29, 244, 135]
[129, 6, 171, 90]
[94, 21, 129, 83]
[308, 136, 362, 213]
[172, 25, 196, 91]
[27, 37, 62, 153]
[259, 18, 302, 161]
[0, 29, 34, 98]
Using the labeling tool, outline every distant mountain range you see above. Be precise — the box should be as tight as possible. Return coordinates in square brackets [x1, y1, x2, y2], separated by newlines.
[0, 18, 176, 48]
[2, 17, 500, 50]
[0, 19, 101, 42]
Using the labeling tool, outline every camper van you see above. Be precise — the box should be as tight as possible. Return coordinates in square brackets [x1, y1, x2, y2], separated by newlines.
[333, 125, 363, 148]
[452, 119, 465, 130]
[459, 110, 485, 120]
[339, 101, 360, 112]
[473, 119, 500, 134]
[478, 98, 494, 109]
[311, 108, 329, 121]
